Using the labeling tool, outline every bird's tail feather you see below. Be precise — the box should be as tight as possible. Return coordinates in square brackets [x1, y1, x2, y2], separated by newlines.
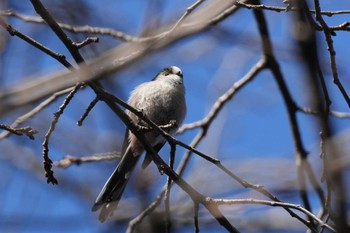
[92, 145, 140, 222]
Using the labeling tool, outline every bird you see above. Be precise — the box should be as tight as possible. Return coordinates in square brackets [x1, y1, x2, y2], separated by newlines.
[92, 66, 187, 222]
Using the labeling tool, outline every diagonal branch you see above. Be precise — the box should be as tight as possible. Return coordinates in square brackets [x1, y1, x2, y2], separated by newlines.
[313, 0, 350, 108]
[0, 0, 243, 115]
[0, 17, 73, 70]
[179, 57, 266, 134]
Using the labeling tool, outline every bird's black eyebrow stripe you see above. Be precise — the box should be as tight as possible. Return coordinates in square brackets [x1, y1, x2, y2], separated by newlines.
[163, 67, 172, 73]
[152, 67, 171, 81]
[151, 67, 183, 81]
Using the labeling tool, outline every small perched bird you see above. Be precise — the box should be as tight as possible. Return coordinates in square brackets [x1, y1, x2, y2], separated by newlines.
[92, 66, 187, 222]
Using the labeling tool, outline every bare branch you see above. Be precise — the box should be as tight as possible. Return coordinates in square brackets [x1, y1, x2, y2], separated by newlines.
[77, 96, 99, 126]
[54, 152, 121, 168]
[0, 17, 73, 69]
[235, 1, 350, 17]
[0, 124, 38, 139]
[0, 87, 76, 139]
[313, 0, 350, 108]
[42, 84, 83, 184]
[179, 58, 266, 134]
[0, 9, 138, 41]
[73, 36, 99, 49]
[211, 198, 336, 232]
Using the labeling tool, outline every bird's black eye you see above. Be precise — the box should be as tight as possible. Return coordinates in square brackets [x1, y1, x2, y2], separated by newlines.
[176, 71, 183, 77]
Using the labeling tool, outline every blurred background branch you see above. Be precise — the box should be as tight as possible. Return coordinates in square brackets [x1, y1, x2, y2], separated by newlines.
[1, 0, 350, 232]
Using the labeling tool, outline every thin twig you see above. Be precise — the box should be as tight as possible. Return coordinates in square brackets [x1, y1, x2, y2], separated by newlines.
[42, 83, 83, 184]
[179, 58, 266, 134]
[30, 0, 86, 64]
[235, 1, 350, 17]
[313, 0, 350, 108]
[0, 124, 38, 139]
[54, 151, 121, 168]
[1, 9, 138, 41]
[0, 17, 73, 70]
[160, 0, 206, 38]
[211, 198, 336, 232]
[73, 36, 99, 49]
[77, 96, 99, 126]
[0, 87, 76, 139]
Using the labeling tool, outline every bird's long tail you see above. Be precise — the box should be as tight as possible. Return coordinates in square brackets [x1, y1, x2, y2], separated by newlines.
[92, 145, 140, 222]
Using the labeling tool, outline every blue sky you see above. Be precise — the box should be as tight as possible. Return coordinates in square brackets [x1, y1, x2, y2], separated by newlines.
[1, 1, 350, 232]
